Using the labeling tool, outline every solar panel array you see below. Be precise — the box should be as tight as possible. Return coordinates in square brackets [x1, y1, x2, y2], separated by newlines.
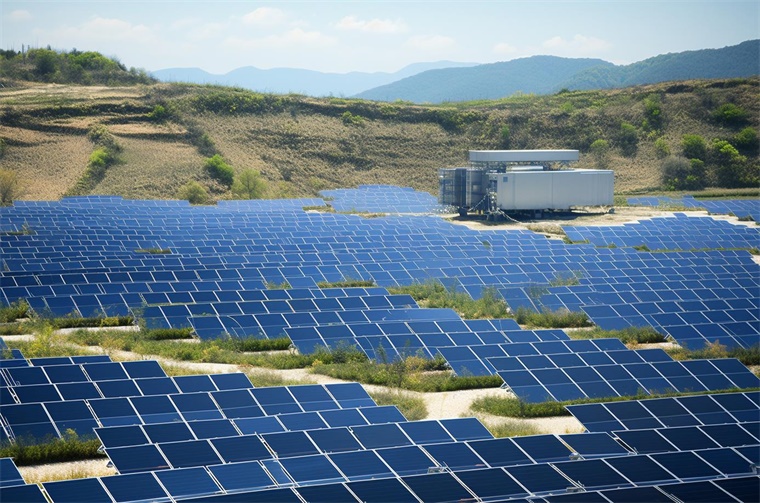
[1, 347, 758, 503]
[320, 185, 449, 214]
[2, 197, 757, 361]
[628, 195, 760, 223]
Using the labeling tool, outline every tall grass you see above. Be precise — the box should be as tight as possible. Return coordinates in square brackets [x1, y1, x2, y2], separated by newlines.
[667, 342, 760, 366]
[484, 419, 542, 438]
[311, 353, 502, 392]
[369, 390, 428, 421]
[0, 300, 29, 322]
[388, 281, 509, 319]
[567, 326, 666, 344]
[0, 431, 104, 466]
[514, 307, 591, 329]
[471, 386, 760, 419]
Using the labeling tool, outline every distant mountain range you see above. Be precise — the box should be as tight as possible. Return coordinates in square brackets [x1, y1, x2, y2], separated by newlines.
[152, 40, 759, 103]
[151, 61, 478, 97]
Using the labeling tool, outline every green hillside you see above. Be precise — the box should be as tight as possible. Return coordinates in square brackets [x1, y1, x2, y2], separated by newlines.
[355, 56, 612, 103]
[0, 69, 757, 202]
[563, 40, 760, 90]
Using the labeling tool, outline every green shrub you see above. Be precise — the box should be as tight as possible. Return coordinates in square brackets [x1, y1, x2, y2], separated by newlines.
[514, 307, 591, 328]
[388, 281, 509, 319]
[654, 137, 670, 158]
[667, 341, 759, 366]
[682, 134, 707, 160]
[567, 326, 666, 344]
[714, 103, 747, 125]
[0, 430, 104, 466]
[589, 139, 610, 168]
[661, 155, 705, 191]
[203, 154, 234, 187]
[177, 181, 209, 204]
[618, 122, 638, 157]
[231, 169, 266, 199]
[0, 300, 29, 322]
[0, 168, 24, 205]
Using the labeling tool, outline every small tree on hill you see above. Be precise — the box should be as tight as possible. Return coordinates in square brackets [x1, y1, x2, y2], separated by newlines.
[177, 181, 209, 204]
[0, 169, 24, 206]
[589, 139, 611, 168]
[203, 155, 234, 188]
[232, 169, 266, 199]
[618, 122, 638, 157]
[682, 134, 707, 161]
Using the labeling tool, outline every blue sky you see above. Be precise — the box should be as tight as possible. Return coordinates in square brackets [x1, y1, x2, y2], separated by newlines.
[2, 1, 758, 74]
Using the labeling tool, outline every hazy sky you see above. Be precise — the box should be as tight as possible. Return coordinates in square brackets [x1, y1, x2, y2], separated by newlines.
[2, 1, 758, 74]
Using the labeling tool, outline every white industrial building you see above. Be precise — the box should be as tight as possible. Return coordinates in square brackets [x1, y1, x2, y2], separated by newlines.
[439, 150, 613, 218]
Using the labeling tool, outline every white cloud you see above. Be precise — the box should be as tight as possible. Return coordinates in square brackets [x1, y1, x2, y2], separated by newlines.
[542, 34, 611, 56]
[492, 42, 518, 55]
[43, 16, 154, 43]
[9, 10, 32, 22]
[242, 7, 286, 26]
[406, 34, 455, 51]
[224, 28, 337, 51]
[335, 15, 406, 34]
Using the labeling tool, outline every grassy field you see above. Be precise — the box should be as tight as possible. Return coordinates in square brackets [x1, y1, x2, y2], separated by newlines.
[0, 78, 757, 200]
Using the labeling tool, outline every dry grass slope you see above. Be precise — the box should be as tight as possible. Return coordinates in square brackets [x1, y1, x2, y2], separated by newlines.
[0, 78, 756, 200]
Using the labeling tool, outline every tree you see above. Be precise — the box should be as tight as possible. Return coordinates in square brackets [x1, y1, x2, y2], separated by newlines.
[681, 134, 707, 161]
[618, 122, 638, 157]
[734, 127, 759, 155]
[653, 137, 670, 158]
[0, 169, 24, 206]
[711, 139, 750, 188]
[589, 139, 611, 168]
[203, 154, 234, 188]
[714, 103, 747, 125]
[232, 169, 267, 199]
[661, 156, 705, 191]
[643, 94, 663, 131]
[177, 181, 209, 204]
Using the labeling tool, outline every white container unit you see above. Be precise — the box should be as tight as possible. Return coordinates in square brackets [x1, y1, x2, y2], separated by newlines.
[492, 169, 614, 211]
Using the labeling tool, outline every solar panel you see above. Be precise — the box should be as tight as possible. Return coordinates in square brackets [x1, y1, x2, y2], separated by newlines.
[99, 472, 170, 503]
[42, 478, 112, 503]
[0, 458, 25, 488]
[153, 466, 221, 499]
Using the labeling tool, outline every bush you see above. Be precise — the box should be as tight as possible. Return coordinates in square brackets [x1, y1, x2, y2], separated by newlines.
[618, 122, 638, 157]
[203, 154, 234, 187]
[177, 181, 209, 204]
[643, 94, 663, 130]
[654, 137, 670, 158]
[682, 134, 707, 160]
[0, 430, 104, 465]
[514, 307, 591, 328]
[231, 169, 266, 199]
[387, 281, 509, 320]
[734, 127, 759, 155]
[0, 169, 24, 205]
[568, 326, 666, 344]
[661, 155, 705, 191]
[0, 300, 29, 322]
[589, 139, 610, 168]
[714, 103, 747, 125]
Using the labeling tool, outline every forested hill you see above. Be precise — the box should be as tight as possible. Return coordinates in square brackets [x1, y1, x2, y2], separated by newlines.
[355, 56, 612, 103]
[356, 40, 760, 103]
[563, 39, 760, 91]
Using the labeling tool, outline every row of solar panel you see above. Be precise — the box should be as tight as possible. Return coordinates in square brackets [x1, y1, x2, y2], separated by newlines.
[567, 391, 760, 433]
[7, 443, 757, 503]
[628, 196, 760, 222]
[498, 358, 760, 403]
